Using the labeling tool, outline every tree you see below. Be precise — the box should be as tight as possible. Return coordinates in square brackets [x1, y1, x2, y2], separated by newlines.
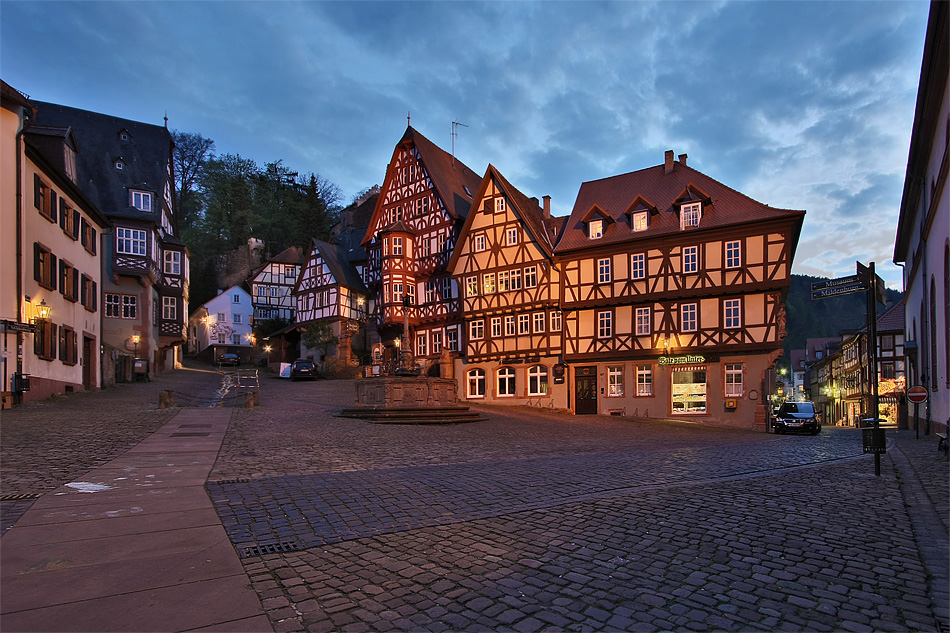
[301, 322, 338, 365]
[171, 130, 215, 234]
[198, 154, 259, 253]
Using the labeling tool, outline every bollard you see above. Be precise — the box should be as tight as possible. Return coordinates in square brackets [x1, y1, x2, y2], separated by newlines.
[245, 391, 259, 408]
[159, 390, 174, 409]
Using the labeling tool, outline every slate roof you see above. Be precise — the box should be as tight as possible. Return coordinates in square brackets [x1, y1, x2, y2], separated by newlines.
[554, 156, 805, 254]
[362, 126, 482, 246]
[32, 101, 173, 223]
[306, 239, 368, 295]
[875, 299, 905, 333]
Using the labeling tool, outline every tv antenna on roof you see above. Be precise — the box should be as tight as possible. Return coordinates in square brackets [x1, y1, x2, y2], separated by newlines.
[451, 120, 468, 165]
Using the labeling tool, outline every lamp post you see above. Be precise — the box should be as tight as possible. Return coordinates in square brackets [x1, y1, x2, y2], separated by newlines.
[131, 334, 140, 359]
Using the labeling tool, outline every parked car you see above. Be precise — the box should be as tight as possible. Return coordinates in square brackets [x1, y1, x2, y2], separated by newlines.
[218, 353, 240, 367]
[290, 359, 316, 381]
[774, 401, 821, 435]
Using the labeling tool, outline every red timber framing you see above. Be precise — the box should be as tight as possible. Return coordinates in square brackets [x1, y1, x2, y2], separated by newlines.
[553, 151, 805, 428]
[361, 126, 482, 372]
[448, 165, 567, 406]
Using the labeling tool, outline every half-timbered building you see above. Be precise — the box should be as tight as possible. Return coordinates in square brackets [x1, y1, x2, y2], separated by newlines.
[448, 165, 567, 406]
[33, 101, 188, 382]
[361, 126, 482, 372]
[553, 151, 805, 429]
[294, 238, 371, 368]
[248, 246, 304, 324]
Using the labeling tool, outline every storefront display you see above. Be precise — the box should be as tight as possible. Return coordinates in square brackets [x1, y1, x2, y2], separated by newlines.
[672, 368, 707, 413]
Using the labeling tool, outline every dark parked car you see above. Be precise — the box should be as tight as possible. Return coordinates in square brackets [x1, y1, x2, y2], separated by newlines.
[774, 401, 821, 435]
[218, 353, 240, 367]
[290, 359, 316, 381]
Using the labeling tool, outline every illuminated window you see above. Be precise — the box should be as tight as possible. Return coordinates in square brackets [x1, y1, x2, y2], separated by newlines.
[725, 363, 744, 397]
[608, 366, 623, 397]
[636, 364, 653, 396]
[680, 202, 701, 229]
[632, 211, 649, 232]
[589, 219, 603, 239]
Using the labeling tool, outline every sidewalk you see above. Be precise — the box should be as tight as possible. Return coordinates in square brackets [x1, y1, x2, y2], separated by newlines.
[0, 407, 270, 632]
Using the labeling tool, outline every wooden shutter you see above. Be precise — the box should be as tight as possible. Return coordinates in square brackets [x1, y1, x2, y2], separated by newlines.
[72, 267, 79, 301]
[49, 190, 57, 222]
[34, 243, 42, 282]
[59, 199, 67, 229]
[74, 211, 81, 240]
[92, 281, 98, 311]
[49, 253, 57, 291]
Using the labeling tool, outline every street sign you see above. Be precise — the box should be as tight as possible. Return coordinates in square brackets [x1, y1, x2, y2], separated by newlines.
[811, 275, 860, 291]
[906, 385, 929, 404]
[856, 261, 887, 305]
[0, 320, 35, 334]
[811, 283, 865, 300]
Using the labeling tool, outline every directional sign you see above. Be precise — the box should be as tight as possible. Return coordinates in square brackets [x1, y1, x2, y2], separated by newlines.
[811, 275, 860, 291]
[906, 385, 929, 404]
[811, 283, 865, 300]
[0, 320, 35, 334]
[857, 261, 887, 305]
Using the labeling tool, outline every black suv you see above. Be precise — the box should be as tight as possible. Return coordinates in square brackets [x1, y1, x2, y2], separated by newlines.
[774, 401, 821, 435]
[290, 359, 316, 381]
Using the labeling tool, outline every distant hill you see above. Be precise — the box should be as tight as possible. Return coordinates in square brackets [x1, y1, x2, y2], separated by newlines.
[782, 274, 903, 361]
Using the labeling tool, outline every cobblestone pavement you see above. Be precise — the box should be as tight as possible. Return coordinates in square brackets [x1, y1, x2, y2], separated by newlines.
[208, 377, 948, 633]
[2, 367, 947, 632]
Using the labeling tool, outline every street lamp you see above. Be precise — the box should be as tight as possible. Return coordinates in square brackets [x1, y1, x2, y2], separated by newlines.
[131, 334, 140, 358]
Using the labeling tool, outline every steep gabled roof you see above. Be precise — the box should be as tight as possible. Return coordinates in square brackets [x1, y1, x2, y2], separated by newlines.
[301, 238, 368, 295]
[554, 156, 805, 254]
[875, 299, 905, 333]
[449, 165, 564, 271]
[31, 101, 173, 223]
[362, 126, 481, 246]
[248, 246, 305, 281]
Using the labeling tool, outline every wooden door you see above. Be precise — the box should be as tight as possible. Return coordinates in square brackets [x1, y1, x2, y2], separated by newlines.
[575, 365, 597, 414]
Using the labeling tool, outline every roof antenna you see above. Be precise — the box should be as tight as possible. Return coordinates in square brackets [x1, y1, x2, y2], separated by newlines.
[451, 120, 468, 165]
[164, 110, 168, 129]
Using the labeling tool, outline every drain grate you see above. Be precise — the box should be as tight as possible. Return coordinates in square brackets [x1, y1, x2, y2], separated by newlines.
[0, 493, 42, 501]
[209, 478, 250, 485]
[241, 541, 301, 558]
[170, 432, 211, 437]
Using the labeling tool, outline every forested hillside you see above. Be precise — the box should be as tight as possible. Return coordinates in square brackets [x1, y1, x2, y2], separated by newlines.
[783, 274, 903, 358]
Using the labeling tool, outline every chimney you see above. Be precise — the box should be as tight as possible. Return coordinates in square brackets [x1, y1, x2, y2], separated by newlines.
[679, 153, 688, 167]
[664, 150, 674, 174]
[542, 195, 551, 219]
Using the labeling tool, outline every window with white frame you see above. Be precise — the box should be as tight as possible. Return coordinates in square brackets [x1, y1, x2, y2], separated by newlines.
[550, 310, 562, 332]
[636, 307, 651, 336]
[123, 295, 138, 319]
[446, 329, 458, 351]
[217, 312, 226, 322]
[498, 270, 510, 292]
[257, 285, 266, 296]
[498, 367, 516, 397]
[233, 314, 242, 324]
[233, 294, 241, 303]
[491, 317, 502, 338]
[423, 237, 431, 257]
[518, 314, 530, 335]
[432, 331, 442, 354]
[598, 311, 612, 338]
[164, 250, 181, 275]
[131, 190, 152, 212]
[598, 258, 611, 284]
[631, 253, 646, 280]
[533, 312, 545, 333]
[116, 227, 147, 255]
[233, 334, 241, 345]
[724, 299, 741, 329]
[505, 315, 516, 336]
[589, 219, 604, 239]
[683, 246, 698, 273]
[528, 365, 548, 396]
[467, 368, 486, 398]
[681, 303, 698, 332]
[636, 364, 653, 396]
[425, 281, 436, 304]
[608, 365, 624, 397]
[632, 211, 649, 232]
[506, 228, 518, 245]
[417, 332, 427, 357]
[392, 237, 403, 256]
[524, 265, 538, 288]
[285, 265, 296, 279]
[725, 241, 741, 269]
[510, 269, 522, 290]
[162, 296, 176, 320]
[270, 286, 279, 297]
[680, 202, 701, 229]
[470, 320, 484, 340]
[495, 197, 506, 213]
[474, 233, 487, 252]
[483, 273, 495, 294]
[725, 363, 744, 397]
[466, 276, 478, 297]
[392, 282, 403, 303]
[441, 278, 453, 299]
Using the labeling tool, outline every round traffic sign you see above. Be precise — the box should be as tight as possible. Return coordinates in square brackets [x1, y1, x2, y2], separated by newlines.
[906, 385, 929, 404]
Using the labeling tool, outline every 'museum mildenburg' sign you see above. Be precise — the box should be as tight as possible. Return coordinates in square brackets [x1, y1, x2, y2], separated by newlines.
[658, 355, 706, 365]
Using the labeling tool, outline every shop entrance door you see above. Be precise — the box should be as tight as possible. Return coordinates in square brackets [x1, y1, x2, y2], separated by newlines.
[575, 366, 597, 414]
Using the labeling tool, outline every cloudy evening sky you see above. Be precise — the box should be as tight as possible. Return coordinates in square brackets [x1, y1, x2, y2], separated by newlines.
[1, 1, 931, 288]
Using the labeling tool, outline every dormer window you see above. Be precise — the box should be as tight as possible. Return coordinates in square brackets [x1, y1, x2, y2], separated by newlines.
[131, 190, 152, 212]
[632, 211, 649, 232]
[115, 160, 125, 170]
[680, 202, 701, 230]
[119, 129, 130, 141]
[589, 219, 604, 239]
